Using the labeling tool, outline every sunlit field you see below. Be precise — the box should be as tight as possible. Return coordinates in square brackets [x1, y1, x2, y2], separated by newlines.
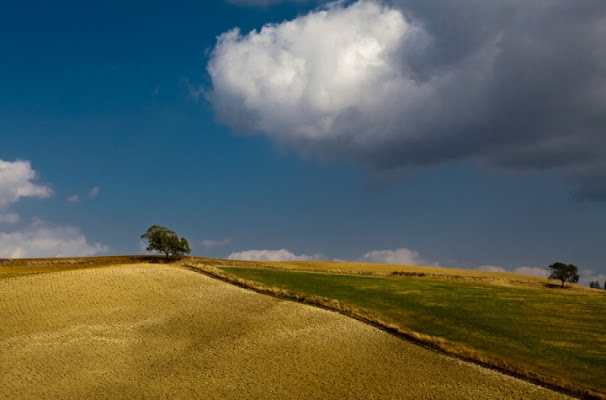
[0, 258, 575, 399]
[207, 262, 605, 398]
[205, 258, 593, 290]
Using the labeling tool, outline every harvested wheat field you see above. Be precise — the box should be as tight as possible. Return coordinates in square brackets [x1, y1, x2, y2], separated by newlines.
[1, 264, 572, 399]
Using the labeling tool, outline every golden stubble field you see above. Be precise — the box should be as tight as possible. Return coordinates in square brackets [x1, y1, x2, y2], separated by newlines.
[1, 263, 573, 399]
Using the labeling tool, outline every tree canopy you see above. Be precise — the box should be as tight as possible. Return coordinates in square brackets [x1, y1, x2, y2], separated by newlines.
[141, 225, 191, 257]
[547, 262, 579, 288]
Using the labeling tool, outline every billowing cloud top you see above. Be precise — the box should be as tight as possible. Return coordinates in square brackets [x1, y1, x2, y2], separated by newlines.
[207, 0, 606, 200]
[209, 1, 424, 142]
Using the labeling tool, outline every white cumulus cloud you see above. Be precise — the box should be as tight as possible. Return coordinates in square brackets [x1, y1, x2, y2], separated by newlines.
[0, 159, 52, 211]
[228, 249, 320, 261]
[208, 1, 439, 144]
[208, 0, 606, 200]
[358, 248, 439, 266]
[0, 221, 110, 258]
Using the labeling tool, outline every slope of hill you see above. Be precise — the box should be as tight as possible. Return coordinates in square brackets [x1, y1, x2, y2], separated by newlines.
[204, 261, 605, 398]
[0, 260, 573, 399]
[205, 257, 596, 291]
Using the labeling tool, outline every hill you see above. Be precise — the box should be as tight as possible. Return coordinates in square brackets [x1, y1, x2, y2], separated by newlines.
[204, 257, 597, 291]
[193, 258, 605, 398]
[0, 257, 576, 399]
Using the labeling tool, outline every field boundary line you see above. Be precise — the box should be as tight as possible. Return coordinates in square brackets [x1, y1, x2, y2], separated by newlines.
[184, 263, 604, 400]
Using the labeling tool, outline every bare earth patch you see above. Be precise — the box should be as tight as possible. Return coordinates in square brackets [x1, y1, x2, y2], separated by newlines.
[1, 265, 572, 399]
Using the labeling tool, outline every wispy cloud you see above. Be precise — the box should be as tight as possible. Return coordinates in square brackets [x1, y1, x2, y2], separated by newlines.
[88, 186, 100, 199]
[476, 265, 506, 273]
[228, 247, 437, 266]
[513, 266, 549, 279]
[0, 213, 20, 224]
[182, 78, 206, 102]
[67, 186, 100, 203]
[67, 195, 80, 203]
[228, 249, 322, 261]
[357, 248, 440, 267]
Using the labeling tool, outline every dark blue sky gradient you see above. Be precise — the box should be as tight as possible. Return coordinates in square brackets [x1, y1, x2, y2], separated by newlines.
[1, 0, 604, 281]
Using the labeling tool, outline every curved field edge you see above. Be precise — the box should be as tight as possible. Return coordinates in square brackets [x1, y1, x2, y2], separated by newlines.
[2, 263, 574, 400]
[3, 255, 602, 398]
[3, 255, 596, 292]
[186, 263, 606, 400]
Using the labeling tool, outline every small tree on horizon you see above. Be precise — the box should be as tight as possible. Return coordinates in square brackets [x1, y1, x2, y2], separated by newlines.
[141, 225, 191, 257]
[547, 262, 579, 288]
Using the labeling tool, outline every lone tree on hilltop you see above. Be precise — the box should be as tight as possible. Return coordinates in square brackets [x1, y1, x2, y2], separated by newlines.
[141, 225, 191, 257]
[547, 262, 579, 288]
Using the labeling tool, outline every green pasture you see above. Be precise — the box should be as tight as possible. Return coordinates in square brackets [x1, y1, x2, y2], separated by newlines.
[220, 266, 606, 394]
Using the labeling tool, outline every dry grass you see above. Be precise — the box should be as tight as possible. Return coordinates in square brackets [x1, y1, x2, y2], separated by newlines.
[207, 258, 595, 291]
[0, 255, 185, 279]
[191, 263, 606, 400]
[1, 261, 574, 399]
[2, 255, 588, 291]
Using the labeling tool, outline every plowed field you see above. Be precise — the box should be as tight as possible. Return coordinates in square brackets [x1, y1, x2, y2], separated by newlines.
[0, 264, 571, 399]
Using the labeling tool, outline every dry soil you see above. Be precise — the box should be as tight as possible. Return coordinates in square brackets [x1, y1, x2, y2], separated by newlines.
[0, 264, 572, 399]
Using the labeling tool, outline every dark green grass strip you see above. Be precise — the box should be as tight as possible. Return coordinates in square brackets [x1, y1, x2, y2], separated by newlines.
[220, 266, 606, 396]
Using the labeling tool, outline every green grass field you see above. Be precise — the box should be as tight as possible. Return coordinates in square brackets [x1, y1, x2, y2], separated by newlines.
[219, 266, 606, 395]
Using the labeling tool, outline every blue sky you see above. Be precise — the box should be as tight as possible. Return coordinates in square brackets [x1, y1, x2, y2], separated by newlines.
[1, 0, 605, 285]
